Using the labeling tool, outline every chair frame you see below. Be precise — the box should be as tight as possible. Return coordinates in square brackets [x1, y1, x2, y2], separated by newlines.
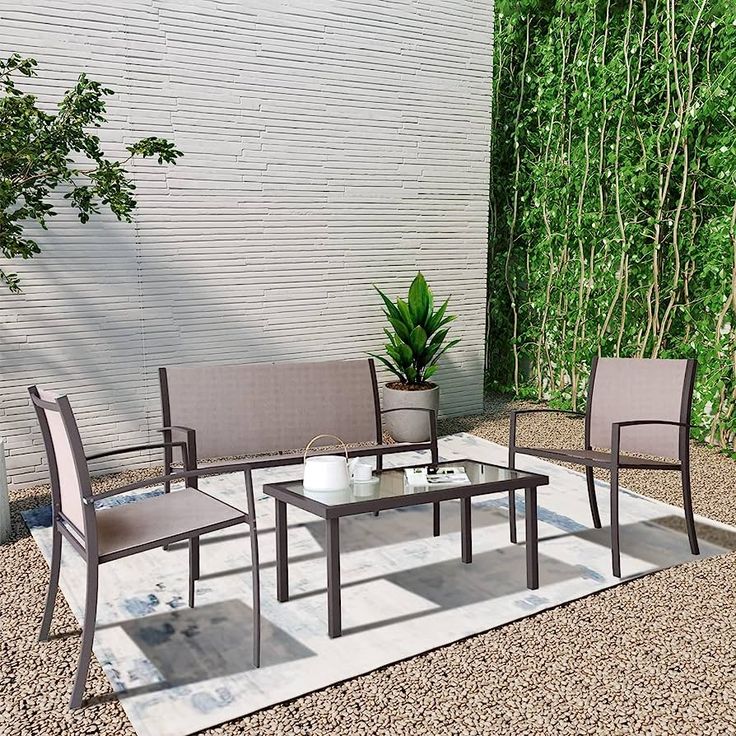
[507, 357, 699, 577]
[29, 386, 261, 710]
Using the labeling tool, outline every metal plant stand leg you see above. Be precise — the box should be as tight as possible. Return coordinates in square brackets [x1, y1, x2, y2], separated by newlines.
[70, 560, 99, 710]
[585, 466, 602, 528]
[508, 490, 517, 543]
[681, 460, 700, 556]
[433, 502, 441, 537]
[460, 497, 472, 563]
[39, 524, 61, 641]
[325, 517, 341, 638]
[525, 486, 539, 590]
[275, 499, 289, 602]
[610, 464, 621, 578]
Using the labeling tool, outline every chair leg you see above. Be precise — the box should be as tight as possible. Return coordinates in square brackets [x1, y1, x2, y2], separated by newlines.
[163, 444, 172, 495]
[610, 464, 621, 578]
[585, 467, 602, 529]
[508, 446, 518, 544]
[244, 468, 261, 668]
[188, 537, 199, 608]
[681, 460, 700, 555]
[70, 559, 99, 710]
[508, 491, 517, 543]
[39, 524, 62, 642]
[250, 523, 261, 668]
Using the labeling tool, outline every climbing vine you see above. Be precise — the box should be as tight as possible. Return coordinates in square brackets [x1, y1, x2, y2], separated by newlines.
[488, 0, 736, 450]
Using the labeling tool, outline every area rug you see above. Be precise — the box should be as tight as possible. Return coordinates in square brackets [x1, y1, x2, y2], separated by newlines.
[22, 433, 735, 736]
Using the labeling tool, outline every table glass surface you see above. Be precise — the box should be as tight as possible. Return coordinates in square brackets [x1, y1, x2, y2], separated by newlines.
[270, 459, 541, 508]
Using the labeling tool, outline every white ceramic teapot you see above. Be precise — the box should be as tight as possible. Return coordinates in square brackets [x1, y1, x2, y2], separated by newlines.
[302, 435, 372, 491]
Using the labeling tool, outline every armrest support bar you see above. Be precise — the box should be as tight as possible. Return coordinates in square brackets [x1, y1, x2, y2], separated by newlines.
[86, 441, 188, 461]
[83, 462, 255, 504]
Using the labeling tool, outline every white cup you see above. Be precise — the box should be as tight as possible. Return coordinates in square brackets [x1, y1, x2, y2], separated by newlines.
[352, 461, 373, 482]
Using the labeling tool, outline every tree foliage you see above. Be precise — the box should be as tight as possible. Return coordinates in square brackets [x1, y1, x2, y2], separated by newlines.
[488, 0, 736, 450]
[0, 54, 182, 292]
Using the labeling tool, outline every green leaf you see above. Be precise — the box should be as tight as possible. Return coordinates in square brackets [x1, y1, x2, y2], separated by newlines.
[396, 298, 414, 327]
[426, 299, 450, 336]
[408, 272, 430, 325]
[423, 365, 439, 380]
[368, 353, 405, 382]
[427, 339, 460, 368]
[395, 341, 412, 367]
[388, 316, 411, 343]
[374, 286, 401, 322]
[408, 325, 428, 354]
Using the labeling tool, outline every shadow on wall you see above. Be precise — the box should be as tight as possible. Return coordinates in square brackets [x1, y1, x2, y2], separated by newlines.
[1, 227, 481, 488]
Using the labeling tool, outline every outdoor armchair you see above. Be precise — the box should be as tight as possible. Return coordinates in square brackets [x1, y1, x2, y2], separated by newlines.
[29, 386, 261, 710]
[508, 357, 699, 577]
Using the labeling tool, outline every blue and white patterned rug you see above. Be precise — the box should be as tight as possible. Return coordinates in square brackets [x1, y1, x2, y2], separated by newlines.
[23, 434, 734, 736]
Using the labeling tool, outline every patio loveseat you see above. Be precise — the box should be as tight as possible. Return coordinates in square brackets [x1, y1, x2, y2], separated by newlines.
[158, 358, 441, 526]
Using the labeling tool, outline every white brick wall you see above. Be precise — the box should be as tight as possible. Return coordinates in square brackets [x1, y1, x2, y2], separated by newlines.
[0, 0, 493, 488]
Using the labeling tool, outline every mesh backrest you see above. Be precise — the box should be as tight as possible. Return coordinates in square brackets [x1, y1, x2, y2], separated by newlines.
[163, 359, 379, 459]
[36, 388, 86, 531]
[588, 358, 690, 458]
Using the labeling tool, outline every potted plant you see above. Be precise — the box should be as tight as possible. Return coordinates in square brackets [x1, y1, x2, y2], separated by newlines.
[371, 272, 459, 442]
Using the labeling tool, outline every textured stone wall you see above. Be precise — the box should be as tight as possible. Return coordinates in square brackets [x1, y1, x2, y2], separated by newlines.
[0, 0, 493, 487]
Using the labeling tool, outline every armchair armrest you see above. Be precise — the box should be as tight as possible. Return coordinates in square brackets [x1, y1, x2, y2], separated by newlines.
[509, 408, 585, 450]
[510, 408, 585, 418]
[158, 427, 197, 456]
[610, 419, 692, 465]
[158, 425, 196, 440]
[612, 420, 691, 429]
[380, 407, 436, 416]
[86, 441, 188, 462]
[83, 461, 257, 505]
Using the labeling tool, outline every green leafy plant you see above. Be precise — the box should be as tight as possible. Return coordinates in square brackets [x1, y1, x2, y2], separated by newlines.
[488, 0, 736, 451]
[371, 272, 459, 387]
[0, 54, 183, 292]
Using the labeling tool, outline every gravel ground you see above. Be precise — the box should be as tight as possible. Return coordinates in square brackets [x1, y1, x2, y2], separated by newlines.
[2, 396, 736, 736]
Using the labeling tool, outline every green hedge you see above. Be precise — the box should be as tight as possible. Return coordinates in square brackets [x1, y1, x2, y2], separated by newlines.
[488, 0, 736, 451]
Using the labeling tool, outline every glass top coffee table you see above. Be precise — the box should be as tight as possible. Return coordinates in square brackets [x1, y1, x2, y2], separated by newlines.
[262, 459, 549, 638]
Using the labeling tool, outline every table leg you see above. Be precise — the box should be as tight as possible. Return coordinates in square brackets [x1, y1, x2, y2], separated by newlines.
[326, 517, 342, 638]
[461, 497, 472, 563]
[433, 502, 441, 537]
[275, 500, 289, 602]
[525, 486, 539, 590]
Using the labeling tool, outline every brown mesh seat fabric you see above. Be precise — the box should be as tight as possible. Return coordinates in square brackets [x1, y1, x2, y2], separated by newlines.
[95, 488, 244, 560]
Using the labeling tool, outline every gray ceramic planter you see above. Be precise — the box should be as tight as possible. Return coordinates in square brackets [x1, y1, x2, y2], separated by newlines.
[382, 383, 439, 443]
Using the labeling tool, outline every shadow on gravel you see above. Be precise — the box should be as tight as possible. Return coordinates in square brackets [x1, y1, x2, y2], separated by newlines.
[2, 493, 51, 546]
